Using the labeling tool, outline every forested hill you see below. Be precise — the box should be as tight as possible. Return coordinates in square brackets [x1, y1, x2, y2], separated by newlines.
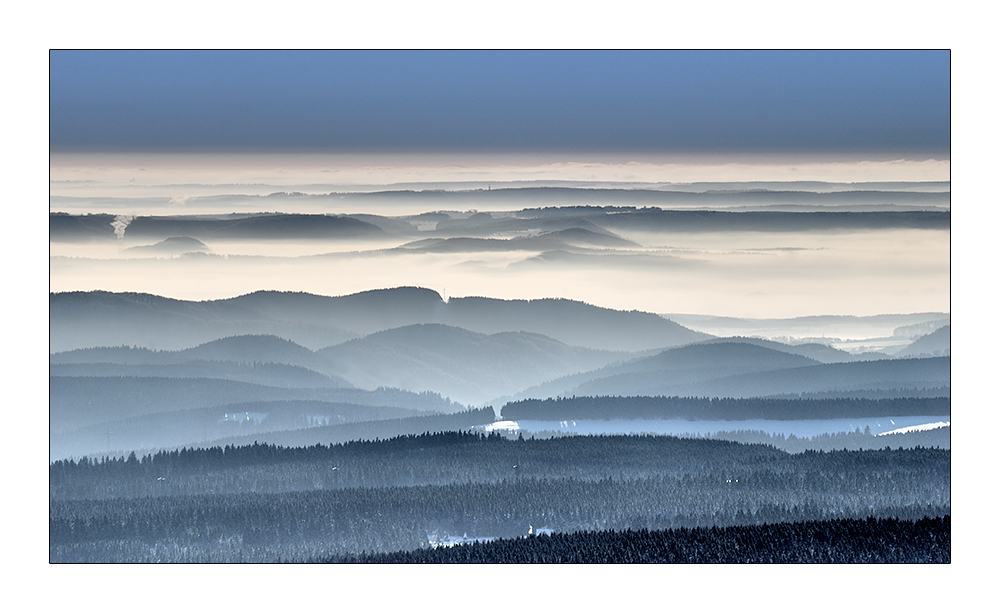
[50, 431, 949, 502]
[50, 432, 787, 499]
[50, 432, 950, 562]
[50, 376, 460, 433]
[331, 516, 950, 564]
[315, 323, 627, 405]
[537, 354, 951, 399]
[500, 396, 951, 421]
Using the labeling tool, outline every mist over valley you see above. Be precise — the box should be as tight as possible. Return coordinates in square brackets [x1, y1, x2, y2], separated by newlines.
[50, 185, 950, 319]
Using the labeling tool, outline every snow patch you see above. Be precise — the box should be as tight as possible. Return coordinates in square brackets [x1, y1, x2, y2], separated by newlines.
[427, 533, 496, 548]
[877, 421, 950, 436]
[472, 420, 520, 432]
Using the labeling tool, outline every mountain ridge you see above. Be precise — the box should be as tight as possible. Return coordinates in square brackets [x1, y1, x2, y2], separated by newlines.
[50, 287, 712, 353]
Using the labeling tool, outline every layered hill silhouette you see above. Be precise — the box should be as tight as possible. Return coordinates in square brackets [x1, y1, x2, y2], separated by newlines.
[53, 328, 633, 408]
[50, 324, 632, 412]
[522, 342, 818, 399]
[696, 336, 886, 363]
[49, 212, 118, 242]
[344, 188, 949, 214]
[895, 325, 950, 358]
[663, 312, 950, 343]
[440, 296, 707, 351]
[50, 399, 428, 460]
[50, 360, 347, 389]
[52, 311, 951, 428]
[49, 374, 466, 460]
[50, 288, 711, 353]
[51, 203, 949, 248]
[317, 323, 629, 406]
[49, 291, 360, 352]
[51, 334, 353, 390]
[395, 228, 638, 253]
[49, 326, 629, 449]
[196, 407, 495, 452]
[515, 341, 950, 400]
[679, 356, 951, 398]
[123, 236, 209, 255]
[53, 334, 338, 372]
[50, 212, 387, 243]
[595, 208, 950, 233]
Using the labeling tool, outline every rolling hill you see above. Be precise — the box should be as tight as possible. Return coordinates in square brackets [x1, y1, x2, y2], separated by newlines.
[49, 399, 431, 461]
[516, 341, 819, 399]
[895, 325, 950, 358]
[50, 376, 463, 435]
[50, 288, 710, 353]
[317, 323, 630, 406]
[51, 335, 355, 389]
[513, 340, 949, 400]
[694, 336, 884, 363]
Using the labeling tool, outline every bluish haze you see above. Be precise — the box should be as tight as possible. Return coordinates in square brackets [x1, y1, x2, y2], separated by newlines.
[50, 50, 950, 154]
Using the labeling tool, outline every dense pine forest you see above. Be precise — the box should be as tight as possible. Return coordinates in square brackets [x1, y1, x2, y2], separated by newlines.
[501, 396, 950, 421]
[331, 516, 950, 563]
[50, 433, 949, 563]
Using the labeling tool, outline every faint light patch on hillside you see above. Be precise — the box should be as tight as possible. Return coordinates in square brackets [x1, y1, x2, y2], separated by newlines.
[305, 414, 336, 427]
[219, 412, 268, 425]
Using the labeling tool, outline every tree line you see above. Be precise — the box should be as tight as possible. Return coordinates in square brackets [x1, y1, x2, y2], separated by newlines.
[501, 395, 950, 421]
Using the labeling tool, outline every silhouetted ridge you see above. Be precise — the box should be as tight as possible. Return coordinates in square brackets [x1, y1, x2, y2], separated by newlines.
[443, 295, 709, 351]
[181, 334, 318, 364]
[629, 342, 820, 371]
[122, 213, 386, 240]
[543, 342, 819, 399]
[123, 236, 209, 254]
[51, 288, 708, 352]
[896, 325, 950, 358]
[695, 336, 863, 363]
[49, 212, 116, 241]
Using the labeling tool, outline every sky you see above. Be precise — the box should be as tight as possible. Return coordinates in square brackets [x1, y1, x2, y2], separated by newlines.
[48, 50, 951, 189]
[50, 50, 950, 156]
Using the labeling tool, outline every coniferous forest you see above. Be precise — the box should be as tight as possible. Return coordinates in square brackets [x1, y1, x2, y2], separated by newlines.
[332, 516, 950, 564]
[50, 432, 949, 563]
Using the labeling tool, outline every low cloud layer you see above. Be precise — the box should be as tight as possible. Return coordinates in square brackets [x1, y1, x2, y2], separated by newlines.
[49, 224, 949, 319]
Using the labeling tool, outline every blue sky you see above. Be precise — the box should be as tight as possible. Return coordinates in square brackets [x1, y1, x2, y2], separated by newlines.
[50, 50, 950, 155]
